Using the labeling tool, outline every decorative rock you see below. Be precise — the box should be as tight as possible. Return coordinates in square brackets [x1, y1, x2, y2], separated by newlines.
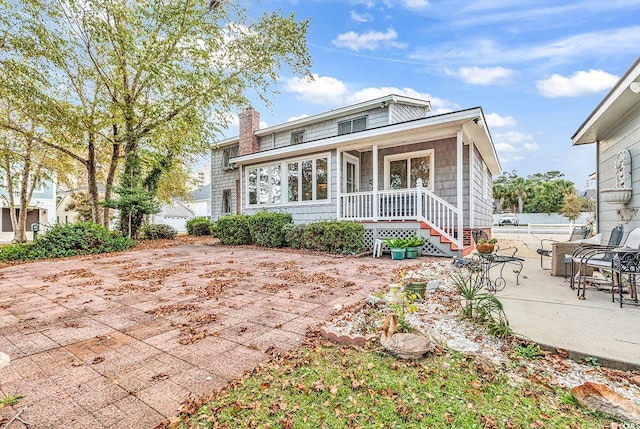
[333, 304, 343, 312]
[380, 314, 435, 360]
[446, 337, 480, 354]
[426, 279, 440, 293]
[365, 296, 382, 306]
[0, 352, 9, 370]
[571, 382, 640, 424]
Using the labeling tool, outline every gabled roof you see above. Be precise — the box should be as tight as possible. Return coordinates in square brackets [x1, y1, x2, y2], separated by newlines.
[161, 201, 195, 218]
[572, 57, 640, 145]
[191, 183, 210, 201]
[229, 106, 502, 175]
[213, 94, 431, 148]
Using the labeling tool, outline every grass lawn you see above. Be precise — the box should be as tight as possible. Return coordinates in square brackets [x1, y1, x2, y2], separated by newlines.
[168, 337, 611, 429]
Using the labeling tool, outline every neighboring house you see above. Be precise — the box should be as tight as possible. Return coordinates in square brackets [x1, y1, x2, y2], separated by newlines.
[572, 57, 640, 238]
[0, 180, 56, 240]
[188, 183, 211, 218]
[151, 201, 195, 233]
[210, 94, 501, 257]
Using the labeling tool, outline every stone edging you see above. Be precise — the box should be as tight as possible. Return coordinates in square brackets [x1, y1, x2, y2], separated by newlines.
[319, 326, 377, 347]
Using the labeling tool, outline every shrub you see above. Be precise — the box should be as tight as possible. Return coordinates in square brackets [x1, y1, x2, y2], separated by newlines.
[282, 223, 305, 249]
[301, 221, 364, 254]
[216, 214, 251, 245]
[140, 224, 178, 240]
[186, 216, 212, 235]
[247, 211, 292, 247]
[192, 221, 212, 236]
[0, 222, 136, 261]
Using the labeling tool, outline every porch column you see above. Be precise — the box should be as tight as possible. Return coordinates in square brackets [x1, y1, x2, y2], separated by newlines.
[373, 145, 379, 221]
[336, 149, 341, 220]
[456, 130, 464, 249]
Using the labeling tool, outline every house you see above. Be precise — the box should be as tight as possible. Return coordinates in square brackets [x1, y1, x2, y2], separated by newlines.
[210, 95, 501, 257]
[151, 201, 195, 232]
[572, 57, 640, 237]
[0, 181, 56, 241]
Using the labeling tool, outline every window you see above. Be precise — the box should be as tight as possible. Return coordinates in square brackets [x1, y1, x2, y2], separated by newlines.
[291, 130, 305, 145]
[222, 146, 239, 169]
[222, 189, 232, 214]
[247, 154, 330, 206]
[338, 116, 367, 135]
[384, 149, 434, 190]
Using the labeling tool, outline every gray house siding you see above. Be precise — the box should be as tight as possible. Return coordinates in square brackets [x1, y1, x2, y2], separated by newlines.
[390, 104, 429, 124]
[256, 105, 428, 152]
[210, 144, 240, 221]
[596, 102, 640, 239]
[241, 149, 337, 223]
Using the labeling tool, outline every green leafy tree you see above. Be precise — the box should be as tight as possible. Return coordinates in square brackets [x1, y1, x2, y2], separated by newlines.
[1, 0, 312, 237]
[560, 193, 582, 222]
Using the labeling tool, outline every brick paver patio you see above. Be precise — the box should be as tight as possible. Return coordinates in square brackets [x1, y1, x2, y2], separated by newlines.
[0, 241, 419, 428]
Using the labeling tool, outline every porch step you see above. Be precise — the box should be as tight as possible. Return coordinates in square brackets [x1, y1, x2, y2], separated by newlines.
[420, 223, 474, 256]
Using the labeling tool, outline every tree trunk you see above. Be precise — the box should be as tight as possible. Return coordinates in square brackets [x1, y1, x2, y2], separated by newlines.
[102, 124, 121, 228]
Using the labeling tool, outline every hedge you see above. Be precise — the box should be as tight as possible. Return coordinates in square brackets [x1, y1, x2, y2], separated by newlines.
[247, 211, 292, 248]
[301, 221, 364, 254]
[140, 224, 178, 240]
[0, 222, 136, 261]
[216, 214, 252, 245]
[186, 216, 212, 236]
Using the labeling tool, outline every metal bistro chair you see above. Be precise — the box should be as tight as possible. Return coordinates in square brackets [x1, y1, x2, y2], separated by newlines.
[536, 225, 592, 269]
[471, 229, 524, 286]
[571, 226, 640, 300]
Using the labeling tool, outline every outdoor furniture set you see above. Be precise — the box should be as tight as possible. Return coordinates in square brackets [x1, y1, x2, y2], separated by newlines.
[548, 224, 640, 307]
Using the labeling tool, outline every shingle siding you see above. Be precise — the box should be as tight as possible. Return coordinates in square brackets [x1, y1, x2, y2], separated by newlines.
[390, 104, 428, 123]
[210, 144, 240, 221]
[597, 102, 640, 239]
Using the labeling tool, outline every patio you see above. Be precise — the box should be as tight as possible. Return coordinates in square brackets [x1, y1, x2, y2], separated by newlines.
[0, 234, 639, 428]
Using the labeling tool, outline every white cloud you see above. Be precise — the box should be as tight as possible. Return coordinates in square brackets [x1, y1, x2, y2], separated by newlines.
[259, 121, 269, 129]
[350, 10, 373, 22]
[536, 69, 619, 98]
[410, 26, 640, 66]
[287, 114, 309, 122]
[332, 27, 407, 51]
[493, 131, 539, 156]
[402, 0, 429, 10]
[485, 113, 516, 128]
[446, 66, 514, 85]
[284, 74, 349, 104]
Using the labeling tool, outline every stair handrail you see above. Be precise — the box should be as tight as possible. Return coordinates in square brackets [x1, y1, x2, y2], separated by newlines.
[415, 179, 458, 245]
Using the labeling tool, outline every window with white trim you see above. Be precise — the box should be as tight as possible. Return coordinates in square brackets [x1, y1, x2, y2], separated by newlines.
[384, 149, 434, 190]
[291, 130, 304, 145]
[338, 116, 367, 135]
[222, 146, 238, 170]
[247, 154, 329, 206]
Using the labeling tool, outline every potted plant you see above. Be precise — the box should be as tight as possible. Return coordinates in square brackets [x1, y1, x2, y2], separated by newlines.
[404, 234, 427, 259]
[383, 237, 407, 260]
[400, 268, 429, 299]
[476, 238, 497, 254]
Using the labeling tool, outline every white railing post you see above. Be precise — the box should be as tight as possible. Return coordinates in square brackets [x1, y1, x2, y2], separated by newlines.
[416, 179, 423, 218]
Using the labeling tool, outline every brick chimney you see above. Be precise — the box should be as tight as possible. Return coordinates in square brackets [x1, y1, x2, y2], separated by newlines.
[238, 107, 260, 156]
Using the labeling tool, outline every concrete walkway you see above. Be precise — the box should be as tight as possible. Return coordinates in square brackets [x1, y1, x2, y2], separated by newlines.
[492, 231, 640, 368]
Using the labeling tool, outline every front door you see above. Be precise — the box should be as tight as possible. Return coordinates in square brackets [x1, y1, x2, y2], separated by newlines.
[343, 154, 360, 193]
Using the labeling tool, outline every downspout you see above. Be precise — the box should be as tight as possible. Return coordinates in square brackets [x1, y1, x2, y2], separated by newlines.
[596, 140, 600, 233]
[456, 131, 464, 249]
[469, 141, 475, 229]
[373, 145, 379, 221]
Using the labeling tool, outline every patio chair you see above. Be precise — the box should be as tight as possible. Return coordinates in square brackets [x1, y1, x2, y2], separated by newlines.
[536, 225, 592, 269]
[571, 226, 640, 300]
[471, 229, 524, 285]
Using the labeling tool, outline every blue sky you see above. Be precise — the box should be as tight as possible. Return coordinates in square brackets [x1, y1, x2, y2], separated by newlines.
[216, 0, 640, 191]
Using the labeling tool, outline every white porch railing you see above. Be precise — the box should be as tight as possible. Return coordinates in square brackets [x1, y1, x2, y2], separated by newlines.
[339, 181, 459, 245]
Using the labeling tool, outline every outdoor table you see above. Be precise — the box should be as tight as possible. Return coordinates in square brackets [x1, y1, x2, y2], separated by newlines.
[471, 252, 509, 293]
[611, 248, 640, 307]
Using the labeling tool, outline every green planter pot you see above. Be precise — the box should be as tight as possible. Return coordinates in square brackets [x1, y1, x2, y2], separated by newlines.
[405, 282, 427, 299]
[390, 248, 406, 260]
[405, 246, 420, 259]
